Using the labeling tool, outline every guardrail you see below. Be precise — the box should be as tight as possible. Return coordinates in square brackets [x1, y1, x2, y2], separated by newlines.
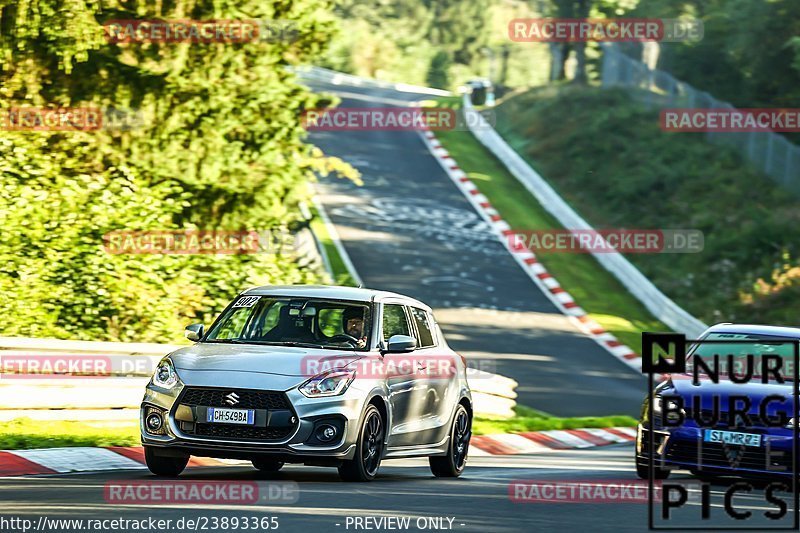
[291, 66, 453, 97]
[601, 43, 800, 197]
[0, 337, 518, 418]
[298, 63, 705, 336]
[462, 94, 707, 337]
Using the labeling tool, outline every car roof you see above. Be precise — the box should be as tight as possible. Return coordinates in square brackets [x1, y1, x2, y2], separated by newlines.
[706, 323, 800, 339]
[241, 285, 431, 310]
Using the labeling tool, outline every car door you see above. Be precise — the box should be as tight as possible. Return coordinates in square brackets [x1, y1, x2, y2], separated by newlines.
[381, 301, 427, 447]
[407, 306, 455, 446]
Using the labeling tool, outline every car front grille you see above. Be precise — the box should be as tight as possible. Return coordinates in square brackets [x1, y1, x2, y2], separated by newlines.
[666, 440, 793, 473]
[177, 387, 297, 442]
[684, 409, 786, 429]
[180, 387, 291, 410]
[194, 424, 295, 441]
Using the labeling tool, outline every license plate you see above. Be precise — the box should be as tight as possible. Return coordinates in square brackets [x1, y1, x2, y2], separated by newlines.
[206, 407, 255, 425]
[704, 429, 761, 447]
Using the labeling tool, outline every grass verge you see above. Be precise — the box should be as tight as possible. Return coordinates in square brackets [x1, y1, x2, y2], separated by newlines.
[491, 86, 800, 326]
[472, 405, 637, 436]
[309, 204, 357, 286]
[0, 418, 140, 450]
[1, 411, 633, 448]
[433, 98, 667, 355]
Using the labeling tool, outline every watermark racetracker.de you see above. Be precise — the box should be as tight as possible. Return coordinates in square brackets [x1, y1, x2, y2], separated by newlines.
[0, 354, 158, 378]
[509, 18, 703, 43]
[300, 354, 497, 379]
[104, 480, 298, 505]
[102, 229, 296, 255]
[506, 229, 704, 254]
[661, 109, 800, 132]
[1, 107, 149, 131]
[102, 19, 299, 44]
[0, 354, 497, 381]
[509, 479, 673, 503]
[302, 107, 495, 131]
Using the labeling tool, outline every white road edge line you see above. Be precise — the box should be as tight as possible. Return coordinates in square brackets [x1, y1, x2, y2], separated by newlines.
[416, 125, 642, 374]
[312, 194, 364, 287]
[10, 447, 145, 473]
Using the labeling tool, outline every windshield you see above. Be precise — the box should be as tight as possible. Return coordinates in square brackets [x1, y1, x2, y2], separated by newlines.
[686, 333, 798, 382]
[204, 296, 372, 351]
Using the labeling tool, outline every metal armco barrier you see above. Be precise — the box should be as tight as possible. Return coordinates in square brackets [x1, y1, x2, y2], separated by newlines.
[462, 94, 707, 337]
[0, 336, 518, 418]
[291, 66, 453, 97]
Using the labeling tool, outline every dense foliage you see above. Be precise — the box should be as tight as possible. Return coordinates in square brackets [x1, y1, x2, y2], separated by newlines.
[497, 87, 800, 325]
[0, 0, 357, 342]
[323, 0, 551, 90]
[630, 0, 800, 110]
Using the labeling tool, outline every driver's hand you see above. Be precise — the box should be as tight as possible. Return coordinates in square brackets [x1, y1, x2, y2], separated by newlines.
[356, 337, 367, 349]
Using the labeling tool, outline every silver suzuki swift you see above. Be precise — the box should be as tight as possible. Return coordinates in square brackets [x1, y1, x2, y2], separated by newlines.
[141, 285, 472, 481]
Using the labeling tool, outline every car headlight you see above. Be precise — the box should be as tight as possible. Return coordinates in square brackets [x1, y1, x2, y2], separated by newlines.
[652, 394, 685, 424]
[652, 395, 664, 414]
[299, 369, 356, 397]
[152, 358, 180, 389]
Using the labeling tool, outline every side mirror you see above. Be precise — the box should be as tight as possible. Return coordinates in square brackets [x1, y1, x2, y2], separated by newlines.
[185, 323, 204, 342]
[385, 334, 416, 353]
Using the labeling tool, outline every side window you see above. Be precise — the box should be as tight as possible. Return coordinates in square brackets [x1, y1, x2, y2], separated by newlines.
[318, 308, 344, 337]
[382, 304, 410, 341]
[410, 307, 435, 348]
[214, 307, 252, 339]
[260, 301, 283, 332]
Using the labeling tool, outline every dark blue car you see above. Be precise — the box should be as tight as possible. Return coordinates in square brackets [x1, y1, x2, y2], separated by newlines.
[635, 324, 799, 480]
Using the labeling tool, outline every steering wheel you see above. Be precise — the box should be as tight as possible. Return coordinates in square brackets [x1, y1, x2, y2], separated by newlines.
[329, 334, 361, 346]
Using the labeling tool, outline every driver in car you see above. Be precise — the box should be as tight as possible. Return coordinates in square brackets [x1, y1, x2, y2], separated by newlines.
[342, 308, 368, 349]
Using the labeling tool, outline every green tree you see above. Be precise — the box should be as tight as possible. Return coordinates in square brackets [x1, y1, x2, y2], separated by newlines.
[0, 0, 358, 342]
[426, 50, 452, 89]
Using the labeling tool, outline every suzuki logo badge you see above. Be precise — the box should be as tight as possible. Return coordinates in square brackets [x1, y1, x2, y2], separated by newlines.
[224, 392, 240, 406]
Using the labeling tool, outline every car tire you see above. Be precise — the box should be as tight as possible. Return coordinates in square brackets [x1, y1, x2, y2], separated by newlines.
[252, 458, 284, 472]
[144, 446, 189, 477]
[338, 404, 384, 482]
[429, 404, 471, 478]
[635, 459, 670, 480]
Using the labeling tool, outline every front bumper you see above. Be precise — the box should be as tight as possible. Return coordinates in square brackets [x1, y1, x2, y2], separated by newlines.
[637, 424, 797, 477]
[141, 378, 371, 462]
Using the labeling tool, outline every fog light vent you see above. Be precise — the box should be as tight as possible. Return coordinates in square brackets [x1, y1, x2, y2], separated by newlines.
[145, 407, 166, 436]
[316, 424, 337, 443]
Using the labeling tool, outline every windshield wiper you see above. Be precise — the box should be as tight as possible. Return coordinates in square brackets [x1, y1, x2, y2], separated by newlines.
[204, 339, 355, 350]
[279, 341, 326, 349]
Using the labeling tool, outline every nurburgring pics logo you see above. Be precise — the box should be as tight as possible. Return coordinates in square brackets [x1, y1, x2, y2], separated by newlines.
[509, 18, 703, 43]
[641, 332, 799, 529]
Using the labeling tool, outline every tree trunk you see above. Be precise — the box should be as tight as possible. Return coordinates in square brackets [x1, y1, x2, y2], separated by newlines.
[550, 43, 568, 81]
[572, 0, 589, 84]
[499, 44, 510, 88]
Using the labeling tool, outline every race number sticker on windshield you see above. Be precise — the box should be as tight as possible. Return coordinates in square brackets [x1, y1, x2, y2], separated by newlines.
[232, 296, 260, 308]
